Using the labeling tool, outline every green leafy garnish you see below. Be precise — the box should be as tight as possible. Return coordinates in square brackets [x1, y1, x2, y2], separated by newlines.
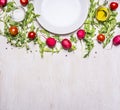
[83, 0, 97, 57]
[83, 0, 119, 57]
[0, 0, 119, 58]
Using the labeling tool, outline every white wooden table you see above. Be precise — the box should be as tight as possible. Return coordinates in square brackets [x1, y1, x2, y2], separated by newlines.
[0, 0, 120, 110]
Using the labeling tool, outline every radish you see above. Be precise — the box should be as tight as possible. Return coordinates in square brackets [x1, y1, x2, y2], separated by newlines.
[61, 39, 72, 50]
[77, 29, 86, 40]
[46, 37, 56, 48]
[0, 0, 7, 7]
[113, 35, 120, 46]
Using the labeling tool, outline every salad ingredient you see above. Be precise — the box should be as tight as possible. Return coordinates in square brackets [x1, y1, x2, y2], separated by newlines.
[28, 31, 36, 40]
[9, 26, 18, 36]
[83, 0, 96, 57]
[46, 37, 56, 48]
[2, 2, 39, 47]
[61, 39, 72, 50]
[0, 0, 7, 7]
[110, 2, 118, 11]
[113, 35, 120, 46]
[96, 6, 109, 21]
[101, 11, 118, 48]
[97, 34, 105, 43]
[77, 29, 86, 40]
[0, 0, 120, 58]
[20, 0, 28, 6]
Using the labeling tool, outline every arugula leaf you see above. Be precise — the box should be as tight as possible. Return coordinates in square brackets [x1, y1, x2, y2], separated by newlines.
[99, 10, 118, 48]
[70, 34, 77, 43]
[53, 35, 61, 42]
[4, 2, 16, 12]
[83, 0, 97, 57]
[40, 29, 50, 36]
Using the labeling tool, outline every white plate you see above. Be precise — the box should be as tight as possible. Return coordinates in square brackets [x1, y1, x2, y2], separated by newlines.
[34, 0, 89, 34]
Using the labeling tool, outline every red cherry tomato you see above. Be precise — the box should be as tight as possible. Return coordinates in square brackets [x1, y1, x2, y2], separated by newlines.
[110, 2, 118, 11]
[97, 34, 105, 43]
[9, 26, 18, 36]
[46, 37, 56, 48]
[61, 39, 72, 50]
[20, 0, 28, 6]
[28, 31, 36, 40]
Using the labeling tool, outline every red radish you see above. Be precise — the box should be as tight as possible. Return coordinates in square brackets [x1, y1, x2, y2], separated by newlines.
[113, 35, 120, 46]
[46, 37, 56, 48]
[61, 39, 72, 50]
[77, 29, 86, 40]
[0, 0, 7, 7]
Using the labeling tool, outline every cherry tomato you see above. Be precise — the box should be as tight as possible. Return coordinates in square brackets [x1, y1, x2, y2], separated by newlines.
[9, 26, 18, 36]
[110, 2, 118, 11]
[97, 34, 105, 43]
[28, 31, 36, 40]
[61, 39, 72, 50]
[20, 0, 28, 6]
[46, 37, 56, 48]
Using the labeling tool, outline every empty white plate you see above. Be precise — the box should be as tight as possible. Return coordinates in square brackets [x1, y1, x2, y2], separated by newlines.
[34, 0, 89, 34]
